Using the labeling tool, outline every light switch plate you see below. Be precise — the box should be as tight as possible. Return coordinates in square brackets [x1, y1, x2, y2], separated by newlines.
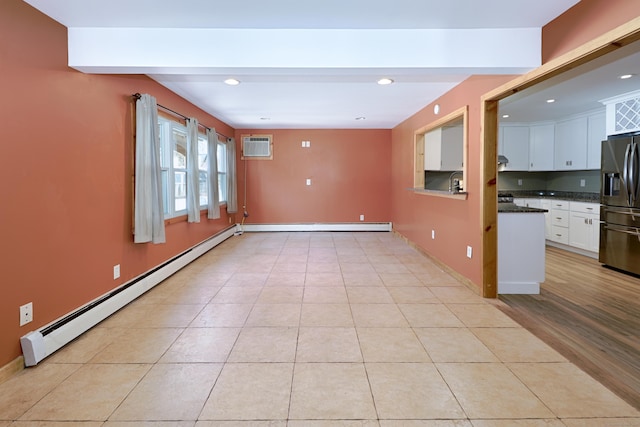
[466, 246, 473, 258]
[306, 179, 311, 186]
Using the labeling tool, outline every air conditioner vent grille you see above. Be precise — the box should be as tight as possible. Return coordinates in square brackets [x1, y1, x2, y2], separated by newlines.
[242, 135, 273, 159]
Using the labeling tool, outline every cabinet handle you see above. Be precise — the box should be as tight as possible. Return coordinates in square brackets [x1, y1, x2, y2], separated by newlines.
[586, 207, 593, 210]
[585, 218, 588, 224]
[556, 217, 562, 220]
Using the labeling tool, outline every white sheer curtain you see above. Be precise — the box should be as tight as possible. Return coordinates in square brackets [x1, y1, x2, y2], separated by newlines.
[134, 94, 166, 244]
[226, 138, 238, 214]
[207, 128, 220, 219]
[186, 118, 200, 223]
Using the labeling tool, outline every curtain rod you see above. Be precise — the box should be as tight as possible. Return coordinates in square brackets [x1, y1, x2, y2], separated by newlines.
[132, 93, 231, 141]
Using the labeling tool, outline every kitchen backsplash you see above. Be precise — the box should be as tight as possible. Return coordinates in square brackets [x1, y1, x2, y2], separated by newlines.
[499, 170, 601, 193]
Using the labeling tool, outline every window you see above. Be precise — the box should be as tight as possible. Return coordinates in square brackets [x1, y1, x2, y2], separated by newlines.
[158, 116, 227, 219]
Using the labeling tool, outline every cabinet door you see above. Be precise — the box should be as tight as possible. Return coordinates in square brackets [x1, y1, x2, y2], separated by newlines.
[501, 126, 529, 171]
[424, 129, 442, 170]
[554, 117, 588, 170]
[589, 214, 600, 252]
[569, 212, 590, 250]
[529, 124, 554, 171]
[587, 112, 606, 170]
[440, 125, 464, 170]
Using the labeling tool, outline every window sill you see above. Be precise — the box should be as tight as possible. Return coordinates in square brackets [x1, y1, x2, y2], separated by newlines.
[411, 188, 468, 200]
[164, 205, 229, 225]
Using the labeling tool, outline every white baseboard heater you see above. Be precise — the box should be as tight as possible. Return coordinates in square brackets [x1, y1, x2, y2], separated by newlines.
[20, 225, 236, 367]
[241, 222, 393, 232]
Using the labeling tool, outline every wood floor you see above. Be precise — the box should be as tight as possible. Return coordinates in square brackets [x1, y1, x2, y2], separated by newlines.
[497, 246, 640, 410]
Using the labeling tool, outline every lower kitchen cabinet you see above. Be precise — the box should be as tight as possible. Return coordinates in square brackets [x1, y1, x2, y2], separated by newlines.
[569, 201, 600, 252]
[549, 200, 570, 245]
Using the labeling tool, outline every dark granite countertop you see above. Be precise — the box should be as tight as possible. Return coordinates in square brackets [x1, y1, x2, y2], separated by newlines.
[498, 203, 548, 213]
[505, 190, 599, 203]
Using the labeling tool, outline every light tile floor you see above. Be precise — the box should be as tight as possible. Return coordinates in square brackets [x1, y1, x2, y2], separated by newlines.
[2, 232, 640, 426]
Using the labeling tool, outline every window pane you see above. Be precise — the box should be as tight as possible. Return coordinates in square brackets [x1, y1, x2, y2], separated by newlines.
[174, 170, 186, 212]
[199, 171, 208, 206]
[158, 120, 170, 168]
[161, 170, 169, 215]
[173, 129, 187, 169]
[198, 137, 208, 171]
[218, 172, 227, 203]
[217, 143, 226, 173]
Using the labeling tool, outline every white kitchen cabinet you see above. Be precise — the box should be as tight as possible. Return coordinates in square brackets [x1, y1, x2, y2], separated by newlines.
[554, 117, 588, 170]
[499, 126, 529, 171]
[569, 201, 600, 252]
[587, 111, 606, 170]
[424, 125, 463, 171]
[549, 200, 570, 244]
[529, 124, 555, 171]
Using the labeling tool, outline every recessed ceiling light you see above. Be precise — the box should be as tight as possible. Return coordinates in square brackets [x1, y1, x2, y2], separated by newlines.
[546, 99, 555, 103]
[502, 114, 510, 118]
[377, 78, 394, 85]
[355, 117, 366, 121]
[224, 78, 240, 86]
[619, 74, 634, 80]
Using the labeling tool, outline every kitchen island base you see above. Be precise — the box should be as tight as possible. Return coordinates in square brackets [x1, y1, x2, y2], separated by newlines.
[498, 212, 546, 294]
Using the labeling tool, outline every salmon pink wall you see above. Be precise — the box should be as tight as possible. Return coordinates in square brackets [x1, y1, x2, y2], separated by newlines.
[234, 129, 391, 224]
[390, 76, 514, 290]
[542, 0, 640, 62]
[0, 0, 235, 367]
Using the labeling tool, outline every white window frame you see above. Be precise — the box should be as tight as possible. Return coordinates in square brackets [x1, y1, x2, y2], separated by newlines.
[158, 115, 227, 219]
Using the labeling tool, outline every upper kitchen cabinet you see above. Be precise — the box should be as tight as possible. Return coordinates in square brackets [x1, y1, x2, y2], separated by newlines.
[529, 124, 555, 171]
[587, 111, 606, 170]
[554, 116, 588, 170]
[499, 126, 529, 171]
[424, 119, 464, 171]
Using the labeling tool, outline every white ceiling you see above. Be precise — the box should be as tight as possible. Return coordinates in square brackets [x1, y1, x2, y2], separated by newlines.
[24, 0, 581, 129]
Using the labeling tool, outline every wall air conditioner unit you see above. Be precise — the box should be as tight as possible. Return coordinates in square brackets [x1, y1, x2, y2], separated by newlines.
[242, 135, 273, 159]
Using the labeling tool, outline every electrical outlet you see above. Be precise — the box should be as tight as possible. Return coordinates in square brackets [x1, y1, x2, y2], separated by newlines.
[466, 246, 473, 258]
[518, 179, 523, 186]
[301, 141, 305, 147]
[359, 214, 365, 221]
[580, 179, 586, 187]
[431, 229, 435, 239]
[306, 178, 311, 186]
[113, 264, 120, 280]
[20, 302, 33, 326]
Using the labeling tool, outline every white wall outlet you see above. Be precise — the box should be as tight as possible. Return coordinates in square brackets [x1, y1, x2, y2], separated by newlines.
[431, 229, 435, 239]
[359, 214, 365, 221]
[466, 246, 473, 258]
[20, 302, 33, 326]
[306, 178, 311, 186]
[580, 179, 586, 187]
[113, 264, 120, 280]
[518, 179, 523, 186]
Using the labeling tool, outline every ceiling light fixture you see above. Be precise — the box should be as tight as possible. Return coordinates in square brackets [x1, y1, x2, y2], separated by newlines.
[355, 117, 366, 121]
[546, 98, 555, 103]
[377, 78, 394, 85]
[502, 114, 510, 118]
[619, 74, 634, 80]
[260, 117, 270, 121]
[224, 78, 240, 86]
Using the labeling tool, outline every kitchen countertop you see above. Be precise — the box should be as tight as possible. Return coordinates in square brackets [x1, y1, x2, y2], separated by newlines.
[498, 203, 547, 213]
[506, 190, 599, 203]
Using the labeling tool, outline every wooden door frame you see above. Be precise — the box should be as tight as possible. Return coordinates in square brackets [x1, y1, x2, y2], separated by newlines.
[481, 17, 640, 298]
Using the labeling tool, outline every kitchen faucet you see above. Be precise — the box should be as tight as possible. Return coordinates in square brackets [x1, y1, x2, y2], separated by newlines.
[449, 170, 463, 193]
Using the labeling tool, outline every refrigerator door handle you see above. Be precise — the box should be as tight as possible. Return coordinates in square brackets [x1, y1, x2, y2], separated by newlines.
[632, 141, 640, 206]
[624, 143, 632, 206]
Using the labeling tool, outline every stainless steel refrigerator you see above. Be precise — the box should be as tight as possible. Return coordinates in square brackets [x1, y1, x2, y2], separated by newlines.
[600, 133, 640, 275]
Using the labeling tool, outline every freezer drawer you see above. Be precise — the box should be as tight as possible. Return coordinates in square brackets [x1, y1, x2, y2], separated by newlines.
[599, 222, 640, 276]
[600, 205, 640, 227]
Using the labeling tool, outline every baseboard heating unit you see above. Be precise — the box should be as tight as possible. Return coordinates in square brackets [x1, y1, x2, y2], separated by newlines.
[241, 222, 392, 232]
[20, 225, 236, 367]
